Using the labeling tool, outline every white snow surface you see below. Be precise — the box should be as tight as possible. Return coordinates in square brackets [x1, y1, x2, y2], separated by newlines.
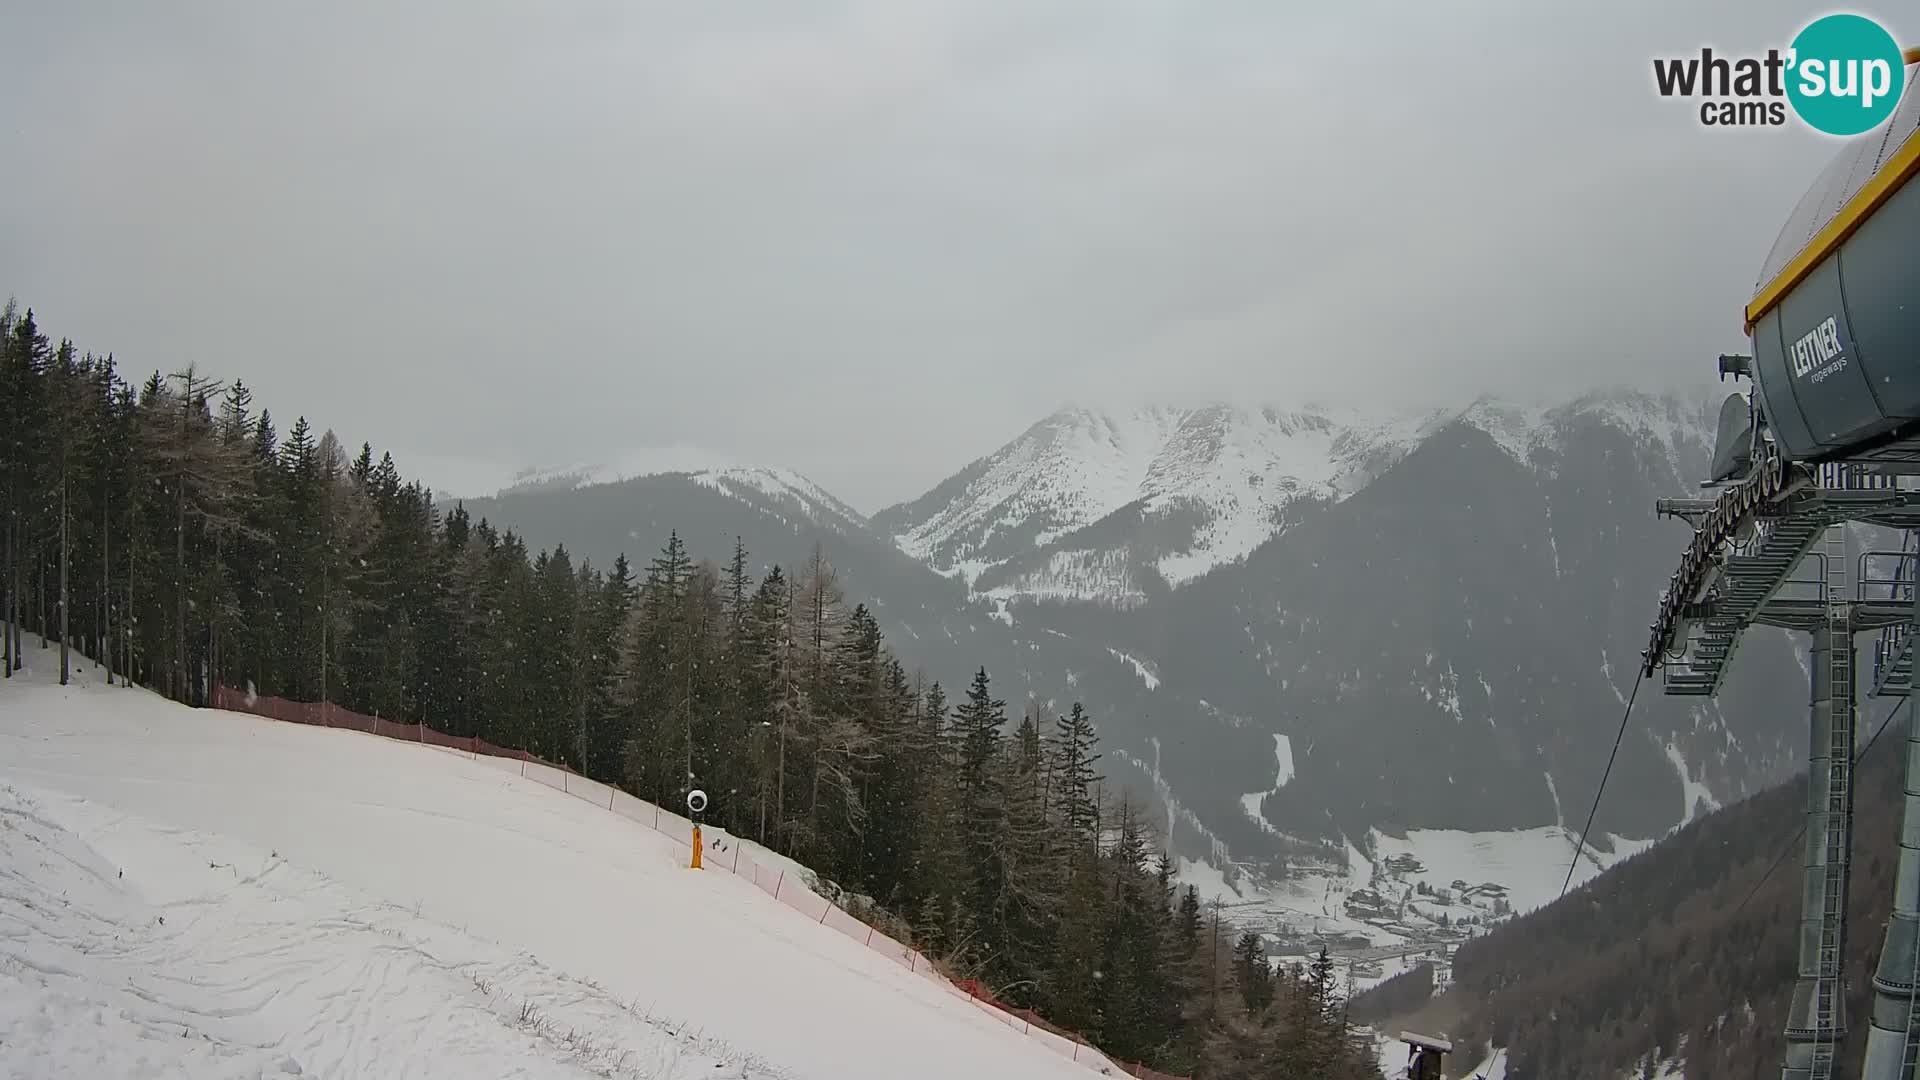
[1168, 821, 1657, 974]
[0, 782, 780, 1080]
[1236, 735, 1295, 836]
[1269, 734, 1295, 788]
[1106, 647, 1160, 690]
[0, 661, 1107, 1080]
[1368, 826, 1656, 917]
[1664, 741, 1722, 826]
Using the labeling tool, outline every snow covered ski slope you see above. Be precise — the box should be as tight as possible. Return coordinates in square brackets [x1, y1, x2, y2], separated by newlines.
[0, 659, 1111, 1079]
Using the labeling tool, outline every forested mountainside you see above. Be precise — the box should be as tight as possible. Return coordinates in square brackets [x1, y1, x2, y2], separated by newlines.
[453, 460, 1281, 871]
[1141, 408, 1809, 844]
[465, 390, 1810, 872]
[1441, 703, 1908, 1080]
[0, 301, 1382, 1080]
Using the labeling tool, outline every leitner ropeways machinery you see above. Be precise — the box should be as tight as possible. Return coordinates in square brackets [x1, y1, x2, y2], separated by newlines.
[1644, 48, 1920, 1080]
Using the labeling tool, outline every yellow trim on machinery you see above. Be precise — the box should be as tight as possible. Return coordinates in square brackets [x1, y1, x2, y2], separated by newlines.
[1745, 47, 1920, 333]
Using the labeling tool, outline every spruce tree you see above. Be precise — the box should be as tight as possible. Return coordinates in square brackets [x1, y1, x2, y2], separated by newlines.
[1233, 930, 1275, 1013]
[0, 299, 1432, 1080]
[3, 310, 52, 675]
[42, 340, 93, 684]
[1051, 703, 1101, 846]
[1177, 885, 1203, 954]
[951, 666, 1009, 957]
[996, 714, 1061, 1003]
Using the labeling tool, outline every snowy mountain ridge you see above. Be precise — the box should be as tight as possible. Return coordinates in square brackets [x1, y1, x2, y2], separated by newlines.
[688, 466, 873, 535]
[501, 445, 740, 494]
[875, 387, 1717, 605]
[874, 402, 1437, 600]
[458, 382, 1778, 900]
[491, 388, 1716, 611]
[497, 454, 873, 538]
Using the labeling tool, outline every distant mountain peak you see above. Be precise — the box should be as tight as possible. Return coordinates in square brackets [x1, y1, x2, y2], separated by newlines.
[454, 380, 1783, 878]
[879, 389, 1714, 605]
[689, 465, 871, 530]
[500, 445, 738, 496]
[493, 452, 871, 540]
[876, 401, 1442, 600]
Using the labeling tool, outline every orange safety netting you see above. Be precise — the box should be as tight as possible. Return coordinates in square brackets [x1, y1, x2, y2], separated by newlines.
[208, 687, 1186, 1080]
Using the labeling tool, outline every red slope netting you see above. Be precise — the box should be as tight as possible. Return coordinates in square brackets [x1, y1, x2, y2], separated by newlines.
[953, 982, 1188, 1080]
[207, 687, 1186, 1080]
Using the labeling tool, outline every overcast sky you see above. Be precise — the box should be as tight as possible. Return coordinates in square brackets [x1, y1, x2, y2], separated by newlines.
[0, 1, 1887, 511]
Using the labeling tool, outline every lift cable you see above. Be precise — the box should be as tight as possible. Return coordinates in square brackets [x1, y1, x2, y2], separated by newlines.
[1476, 665, 1645, 1079]
[1475, 689, 1911, 1079]
[1562, 667, 1645, 897]
[1731, 694, 1913, 916]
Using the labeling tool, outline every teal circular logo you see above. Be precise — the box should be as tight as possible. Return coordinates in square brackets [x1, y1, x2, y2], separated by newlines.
[1786, 14, 1906, 135]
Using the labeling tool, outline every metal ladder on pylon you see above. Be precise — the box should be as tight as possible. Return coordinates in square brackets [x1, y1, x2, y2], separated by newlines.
[1902, 529, 1920, 1079]
[1903, 814, 1920, 1077]
[1813, 523, 1853, 1080]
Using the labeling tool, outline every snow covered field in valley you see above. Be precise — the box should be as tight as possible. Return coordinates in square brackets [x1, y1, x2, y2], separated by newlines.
[0, 657, 1107, 1080]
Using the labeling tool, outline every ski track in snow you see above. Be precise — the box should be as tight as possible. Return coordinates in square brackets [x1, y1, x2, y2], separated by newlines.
[1664, 741, 1721, 825]
[1269, 734, 1295, 788]
[0, 660, 1110, 1080]
[1106, 648, 1160, 690]
[0, 784, 780, 1080]
[1236, 735, 1295, 836]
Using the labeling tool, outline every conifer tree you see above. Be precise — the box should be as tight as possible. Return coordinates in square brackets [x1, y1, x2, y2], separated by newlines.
[951, 667, 1010, 958]
[3, 308, 51, 675]
[0, 302, 1401, 1080]
[995, 711, 1061, 1003]
[1051, 703, 1101, 846]
[1234, 930, 1275, 1013]
[42, 340, 93, 684]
